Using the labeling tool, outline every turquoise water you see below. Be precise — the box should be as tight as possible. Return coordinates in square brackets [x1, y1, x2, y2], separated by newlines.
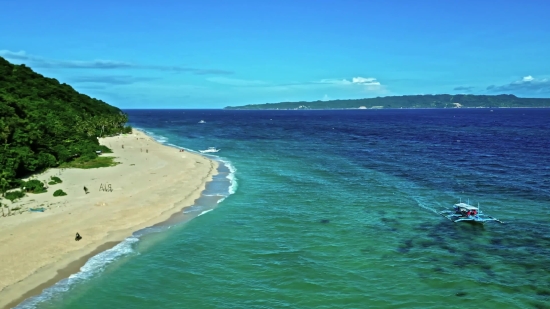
[18, 109, 550, 309]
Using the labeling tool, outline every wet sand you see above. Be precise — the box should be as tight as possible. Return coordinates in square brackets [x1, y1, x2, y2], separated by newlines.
[0, 130, 218, 309]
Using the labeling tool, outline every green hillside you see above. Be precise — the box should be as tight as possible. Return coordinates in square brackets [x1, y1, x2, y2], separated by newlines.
[0, 56, 130, 194]
[225, 94, 550, 110]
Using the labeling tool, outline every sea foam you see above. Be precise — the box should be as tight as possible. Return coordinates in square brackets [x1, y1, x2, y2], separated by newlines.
[15, 236, 139, 309]
[217, 157, 238, 197]
[198, 209, 213, 216]
[15, 131, 240, 308]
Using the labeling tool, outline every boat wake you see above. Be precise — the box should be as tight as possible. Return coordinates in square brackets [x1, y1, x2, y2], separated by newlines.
[412, 196, 441, 215]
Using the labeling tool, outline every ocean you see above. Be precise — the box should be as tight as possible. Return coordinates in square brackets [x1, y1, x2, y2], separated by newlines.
[17, 109, 550, 309]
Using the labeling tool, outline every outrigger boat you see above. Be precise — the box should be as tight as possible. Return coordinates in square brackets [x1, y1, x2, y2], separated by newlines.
[440, 199, 503, 224]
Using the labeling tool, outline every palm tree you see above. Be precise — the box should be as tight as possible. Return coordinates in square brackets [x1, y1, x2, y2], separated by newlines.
[0, 124, 11, 149]
[0, 174, 9, 197]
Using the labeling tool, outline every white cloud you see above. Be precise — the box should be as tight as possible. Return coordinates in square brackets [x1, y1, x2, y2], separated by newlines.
[318, 76, 382, 91]
[0, 49, 232, 74]
[319, 78, 352, 85]
[206, 76, 383, 93]
[0, 50, 29, 60]
[487, 75, 550, 93]
[322, 94, 330, 101]
[352, 77, 379, 85]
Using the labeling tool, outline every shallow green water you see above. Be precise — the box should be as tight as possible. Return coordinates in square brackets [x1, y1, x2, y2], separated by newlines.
[18, 109, 550, 309]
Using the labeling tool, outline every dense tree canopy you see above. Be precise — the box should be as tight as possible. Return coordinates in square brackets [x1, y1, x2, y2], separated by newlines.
[0, 56, 130, 193]
[225, 94, 550, 110]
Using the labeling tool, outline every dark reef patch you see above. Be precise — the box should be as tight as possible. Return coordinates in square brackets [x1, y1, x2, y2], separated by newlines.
[536, 288, 550, 297]
[397, 239, 414, 254]
[433, 266, 445, 273]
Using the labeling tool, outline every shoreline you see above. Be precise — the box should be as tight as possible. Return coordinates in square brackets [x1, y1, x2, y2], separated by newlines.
[0, 129, 220, 309]
[4, 241, 119, 309]
[223, 106, 550, 110]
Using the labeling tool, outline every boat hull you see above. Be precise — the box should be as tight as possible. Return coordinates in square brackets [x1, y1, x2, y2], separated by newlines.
[439, 211, 503, 224]
[439, 200, 503, 224]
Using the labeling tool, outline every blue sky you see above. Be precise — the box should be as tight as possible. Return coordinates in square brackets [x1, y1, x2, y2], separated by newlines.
[1, 0, 550, 108]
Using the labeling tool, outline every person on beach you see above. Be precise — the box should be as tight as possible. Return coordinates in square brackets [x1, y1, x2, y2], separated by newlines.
[75, 232, 82, 241]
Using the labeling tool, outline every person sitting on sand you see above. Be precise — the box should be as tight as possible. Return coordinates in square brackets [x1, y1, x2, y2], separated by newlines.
[75, 232, 82, 241]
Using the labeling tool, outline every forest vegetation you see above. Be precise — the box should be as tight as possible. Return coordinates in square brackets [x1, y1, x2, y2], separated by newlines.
[0, 56, 131, 201]
[224, 94, 550, 110]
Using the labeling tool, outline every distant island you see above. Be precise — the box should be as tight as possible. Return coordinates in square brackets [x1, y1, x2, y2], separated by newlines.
[224, 94, 550, 110]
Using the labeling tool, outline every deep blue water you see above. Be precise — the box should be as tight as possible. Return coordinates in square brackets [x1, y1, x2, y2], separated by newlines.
[21, 109, 550, 309]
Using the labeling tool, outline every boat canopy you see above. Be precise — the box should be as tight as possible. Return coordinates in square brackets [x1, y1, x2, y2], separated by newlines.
[454, 203, 478, 211]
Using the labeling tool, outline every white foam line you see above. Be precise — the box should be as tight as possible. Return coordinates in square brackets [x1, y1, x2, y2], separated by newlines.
[15, 236, 139, 309]
[135, 128, 169, 145]
[135, 129, 240, 201]
[16, 132, 240, 308]
[217, 158, 238, 196]
[137, 129, 238, 200]
[198, 209, 213, 216]
[202, 194, 226, 197]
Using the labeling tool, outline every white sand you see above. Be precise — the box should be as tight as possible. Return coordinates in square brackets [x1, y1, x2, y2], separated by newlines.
[0, 130, 218, 308]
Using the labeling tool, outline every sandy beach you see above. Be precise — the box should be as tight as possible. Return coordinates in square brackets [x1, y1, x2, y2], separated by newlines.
[0, 130, 218, 309]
